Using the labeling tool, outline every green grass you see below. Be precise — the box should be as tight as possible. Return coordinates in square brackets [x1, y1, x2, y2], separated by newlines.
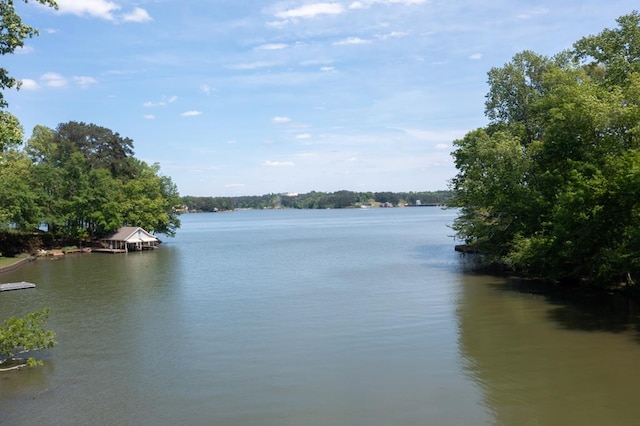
[0, 254, 29, 268]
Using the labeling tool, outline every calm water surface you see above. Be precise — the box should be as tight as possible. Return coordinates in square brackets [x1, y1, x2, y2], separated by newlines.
[2, 208, 640, 425]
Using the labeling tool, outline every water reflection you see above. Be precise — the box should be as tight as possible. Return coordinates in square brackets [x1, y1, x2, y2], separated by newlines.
[488, 279, 640, 336]
[457, 273, 640, 425]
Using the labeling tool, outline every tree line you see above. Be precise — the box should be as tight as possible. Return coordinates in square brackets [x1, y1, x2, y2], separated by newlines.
[182, 190, 452, 212]
[451, 11, 640, 289]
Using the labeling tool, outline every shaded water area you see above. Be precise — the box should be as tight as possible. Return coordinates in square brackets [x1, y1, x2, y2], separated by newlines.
[2, 208, 640, 425]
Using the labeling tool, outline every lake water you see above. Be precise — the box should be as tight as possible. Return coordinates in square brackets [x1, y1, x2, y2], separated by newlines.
[2, 207, 640, 425]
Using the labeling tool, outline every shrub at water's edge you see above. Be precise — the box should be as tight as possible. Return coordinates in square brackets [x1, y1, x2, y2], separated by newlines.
[0, 308, 56, 371]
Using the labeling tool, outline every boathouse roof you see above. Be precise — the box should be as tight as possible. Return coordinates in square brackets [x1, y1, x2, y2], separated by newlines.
[103, 227, 158, 243]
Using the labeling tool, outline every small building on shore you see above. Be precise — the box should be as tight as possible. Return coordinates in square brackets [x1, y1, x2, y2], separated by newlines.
[100, 227, 160, 253]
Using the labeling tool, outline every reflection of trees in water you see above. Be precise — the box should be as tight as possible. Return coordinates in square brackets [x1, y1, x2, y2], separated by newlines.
[457, 273, 640, 425]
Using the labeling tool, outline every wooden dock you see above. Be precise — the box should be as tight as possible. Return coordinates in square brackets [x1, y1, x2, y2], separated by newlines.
[92, 248, 127, 254]
[0, 282, 36, 292]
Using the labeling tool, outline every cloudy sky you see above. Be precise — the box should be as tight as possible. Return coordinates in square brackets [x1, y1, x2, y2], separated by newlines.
[4, 0, 639, 196]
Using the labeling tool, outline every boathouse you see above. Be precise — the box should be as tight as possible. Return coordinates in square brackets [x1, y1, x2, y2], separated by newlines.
[101, 227, 159, 252]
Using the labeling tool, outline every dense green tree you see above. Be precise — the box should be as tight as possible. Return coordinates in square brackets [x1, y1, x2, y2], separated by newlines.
[373, 192, 400, 205]
[84, 168, 123, 236]
[26, 126, 61, 233]
[53, 121, 136, 179]
[0, 110, 23, 152]
[451, 11, 640, 288]
[450, 128, 534, 260]
[0, 150, 41, 230]
[484, 50, 565, 145]
[18, 122, 181, 240]
[573, 11, 640, 87]
[121, 160, 181, 237]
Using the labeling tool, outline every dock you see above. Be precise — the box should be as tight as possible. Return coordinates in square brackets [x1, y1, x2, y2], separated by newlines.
[92, 248, 127, 254]
[0, 282, 36, 292]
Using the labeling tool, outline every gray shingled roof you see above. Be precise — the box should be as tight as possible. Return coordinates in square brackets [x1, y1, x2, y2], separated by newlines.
[103, 227, 158, 243]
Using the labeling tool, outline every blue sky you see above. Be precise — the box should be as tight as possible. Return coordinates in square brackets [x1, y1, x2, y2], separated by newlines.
[4, 0, 639, 196]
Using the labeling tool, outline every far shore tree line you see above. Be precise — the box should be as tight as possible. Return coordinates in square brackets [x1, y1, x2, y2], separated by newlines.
[181, 190, 452, 212]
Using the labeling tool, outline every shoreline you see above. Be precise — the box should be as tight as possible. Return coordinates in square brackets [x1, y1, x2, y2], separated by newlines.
[0, 249, 89, 274]
[0, 256, 36, 274]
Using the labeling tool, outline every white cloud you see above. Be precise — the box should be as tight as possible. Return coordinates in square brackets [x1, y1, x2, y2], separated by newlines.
[121, 7, 152, 23]
[435, 143, 449, 150]
[275, 3, 345, 19]
[225, 183, 246, 188]
[22, 73, 95, 90]
[200, 84, 215, 95]
[350, 0, 427, 8]
[143, 114, 155, 120]
[263, 160, 294, 167]
[517, 7, 549, 19]
[19, 79, 40, 90]
[144, 95, 178, 107]
[256, 43, 289, 50]
[181, 110, 202, 117]
[301, 59, 335, 66]
[333, 37, 372, 45]
[41, 72, 67, 88]
[387, 0, 427, 3]
[266, 20, 288, 29]
[469, 53, 482, 60]
[272, 116, 291, 123]
[397, 128, 466, 143]
[16, 46, 35, 54]
[230, 61, 280, 70]
[295, 152, 319, 158]
[55, 1, 152, 23]
[55, 0, 120, 21]
[73, 76, 98, 88]
[320, 66, 336, 72]
[295, 133, 312, 139]
[377, 31, 409, 40]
